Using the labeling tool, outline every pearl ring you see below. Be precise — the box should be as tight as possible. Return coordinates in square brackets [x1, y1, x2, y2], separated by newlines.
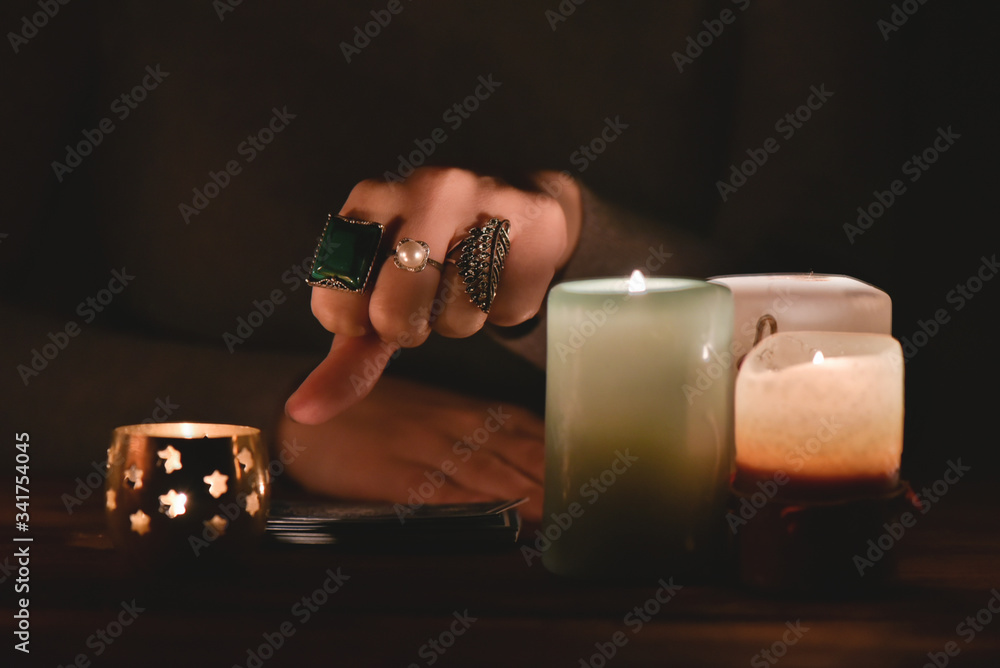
[391, 238, 444, 273]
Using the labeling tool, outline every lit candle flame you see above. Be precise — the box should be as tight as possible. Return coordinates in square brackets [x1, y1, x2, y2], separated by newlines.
[158, 489, 188, 518]
[628, 269, 646, 295]
[812, 350, 825, 365]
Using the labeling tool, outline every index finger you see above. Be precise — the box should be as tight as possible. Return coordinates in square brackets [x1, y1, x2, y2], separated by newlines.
[285, 332, 398, 424]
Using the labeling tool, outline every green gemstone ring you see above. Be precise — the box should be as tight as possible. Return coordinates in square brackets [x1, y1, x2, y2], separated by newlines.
[306, 214, 385, 293]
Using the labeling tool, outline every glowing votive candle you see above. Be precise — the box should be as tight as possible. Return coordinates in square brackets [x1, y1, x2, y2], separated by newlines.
[734, 331, 904, 501]
[708, 274, 891, 360]
[542, 273, 733, 579]
[106, 422, 269, 566]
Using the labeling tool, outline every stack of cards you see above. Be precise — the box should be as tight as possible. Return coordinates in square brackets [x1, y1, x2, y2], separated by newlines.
[266, 498, 525, 548]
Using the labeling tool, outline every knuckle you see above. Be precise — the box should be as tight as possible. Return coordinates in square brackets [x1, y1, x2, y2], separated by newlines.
[487, 298, 542, 327]
[309, 294, 338, 332]
[345, 178, 390, 203]
[310, 291, 367, 335]
[432, 310, 482, 339]
[369, 305, 430, 348]
[409, 166, 478, 198]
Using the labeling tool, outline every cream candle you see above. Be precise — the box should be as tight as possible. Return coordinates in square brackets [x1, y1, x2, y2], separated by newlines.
[734, 331, 904, 501]
[708, 274, 891, 360]
[542, 273, 733, 579]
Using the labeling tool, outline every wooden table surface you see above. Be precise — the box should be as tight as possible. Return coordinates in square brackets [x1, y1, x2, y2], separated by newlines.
[7, 474, 1000, 668]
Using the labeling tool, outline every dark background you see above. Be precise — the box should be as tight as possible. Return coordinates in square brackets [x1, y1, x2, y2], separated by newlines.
[2, 1, 997, 480]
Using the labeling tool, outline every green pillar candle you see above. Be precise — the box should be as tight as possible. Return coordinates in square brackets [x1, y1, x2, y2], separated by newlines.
[542, 273, 734, 579]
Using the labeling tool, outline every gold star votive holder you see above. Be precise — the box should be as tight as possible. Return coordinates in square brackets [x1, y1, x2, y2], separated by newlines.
[106, 423, 270, 568]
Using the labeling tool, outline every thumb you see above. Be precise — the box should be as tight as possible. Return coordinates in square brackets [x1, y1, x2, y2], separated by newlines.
[285, 333, 399, 424]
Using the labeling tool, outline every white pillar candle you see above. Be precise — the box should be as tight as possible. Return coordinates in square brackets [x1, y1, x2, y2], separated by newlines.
[708, 274, 891, 361]
[542, 273, 733, 578]
[734, 331, 904, 501]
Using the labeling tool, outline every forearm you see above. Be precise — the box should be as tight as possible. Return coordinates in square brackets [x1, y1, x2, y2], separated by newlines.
[490, 182, 726, 367]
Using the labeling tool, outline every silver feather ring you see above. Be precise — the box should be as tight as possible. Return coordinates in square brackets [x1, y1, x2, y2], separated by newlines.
[453, 218, 511, 314]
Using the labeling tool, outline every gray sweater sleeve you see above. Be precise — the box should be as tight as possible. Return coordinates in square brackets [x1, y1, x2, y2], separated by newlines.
[489, 184, 724, 368]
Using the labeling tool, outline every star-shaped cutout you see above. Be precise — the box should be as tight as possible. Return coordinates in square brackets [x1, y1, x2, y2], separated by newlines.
[158, 489, 188, 518]
[106, 489, 117, 510]
[157, 444, 183, 473]
[124, 464, 143, 490]
[130, 509, 151, 535]
[204, 515, 228, 536]
[244, 491, 260, 517]
[203, 470, 229, 498]
[236, 448, 254, 472]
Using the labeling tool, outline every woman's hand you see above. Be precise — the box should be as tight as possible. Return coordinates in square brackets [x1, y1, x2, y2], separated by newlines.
[285, 167, 581, 425]
[279, 375, 545, 521]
